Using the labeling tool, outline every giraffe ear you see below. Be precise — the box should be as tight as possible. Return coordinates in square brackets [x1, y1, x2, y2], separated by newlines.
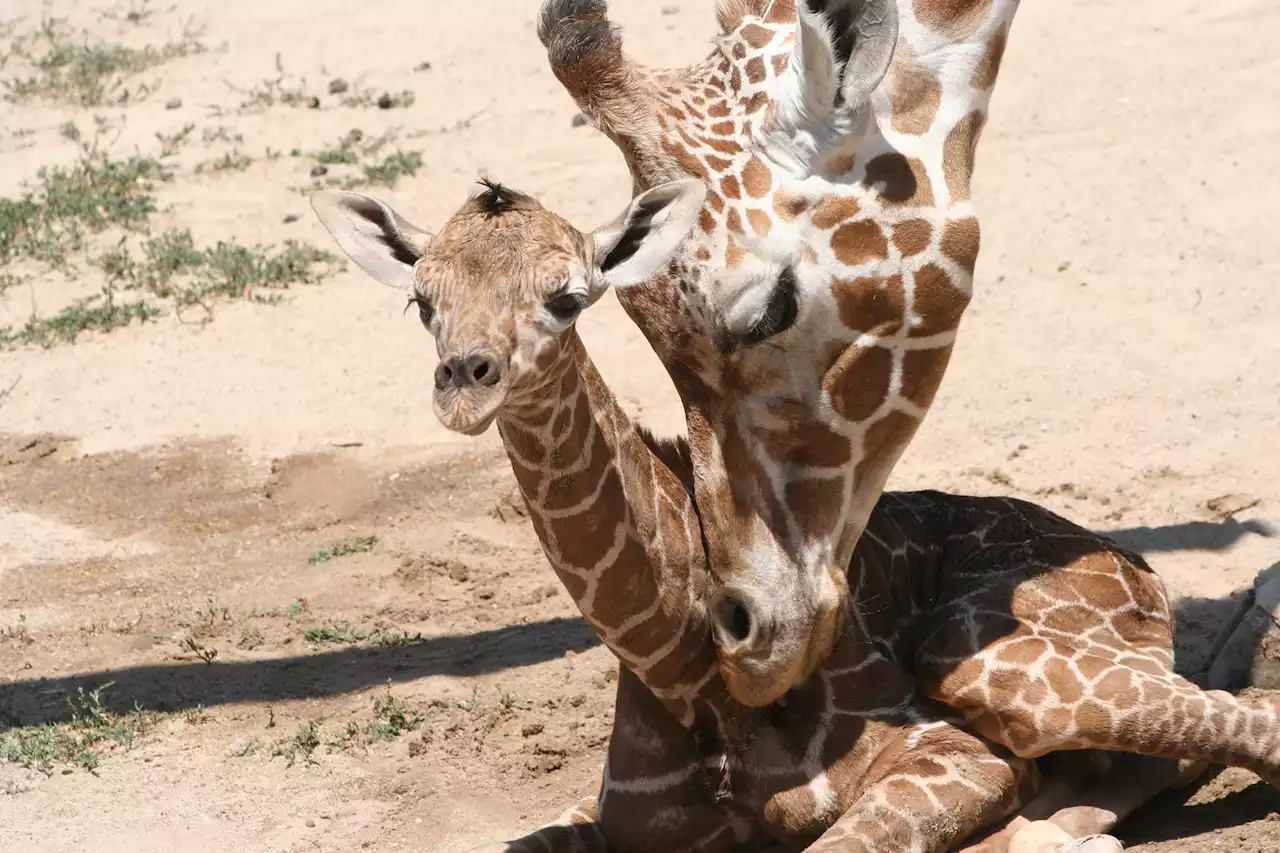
[310, 190, 434, 291]
[590, 179, 707, 289]
[779, 0, 898, 131]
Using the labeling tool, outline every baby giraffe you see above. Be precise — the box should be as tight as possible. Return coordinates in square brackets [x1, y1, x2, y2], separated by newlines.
[311, 180, 1280, 853]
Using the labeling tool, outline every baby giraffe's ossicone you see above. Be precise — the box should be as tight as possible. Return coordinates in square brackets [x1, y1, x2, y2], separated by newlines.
[310, 178, 706, 439]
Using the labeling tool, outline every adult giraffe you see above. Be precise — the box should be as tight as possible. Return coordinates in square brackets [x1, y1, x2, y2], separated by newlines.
[541, 0, 1013, 708]
[311, 178, 1280, 853]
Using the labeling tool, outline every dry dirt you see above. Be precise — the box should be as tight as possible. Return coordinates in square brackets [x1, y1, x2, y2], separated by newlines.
[1, 1, 1278, 852]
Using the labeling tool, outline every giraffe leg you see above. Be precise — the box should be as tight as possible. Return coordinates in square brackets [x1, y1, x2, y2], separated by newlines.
[804, 719, 1040, 853]
[465, 797, 606, 853]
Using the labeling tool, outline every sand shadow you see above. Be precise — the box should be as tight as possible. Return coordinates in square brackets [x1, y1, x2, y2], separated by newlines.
[0, 616, 600, 728]
[1102, 516, 1275, 554]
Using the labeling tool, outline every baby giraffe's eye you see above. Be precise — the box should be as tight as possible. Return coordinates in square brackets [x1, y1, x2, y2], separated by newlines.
[547, 292, 586, 322]
[406, 294, 434, 328]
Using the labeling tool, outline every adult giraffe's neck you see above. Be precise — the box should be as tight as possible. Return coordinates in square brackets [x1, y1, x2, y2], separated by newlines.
[495, 334, 720, 714]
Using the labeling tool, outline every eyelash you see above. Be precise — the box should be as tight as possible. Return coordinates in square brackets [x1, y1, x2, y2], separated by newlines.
[406, 294, 433, 327]
[740, 268, 799, 347]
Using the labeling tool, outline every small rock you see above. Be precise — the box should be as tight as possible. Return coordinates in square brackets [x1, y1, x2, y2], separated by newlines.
[328, 78, 349, 95]
[165, 97, 182, 110]
[474, 588, 495, 601]
[661, 4, 680, 13]
[348, 128, 364, 141]
[310, 165, 329, 178]
[446, 561, 469, 583]
[522, 722, 545, 738]
[1207, 493, 1260, 519]
[414, 61, 433, 72]
[1057, 260, 1071, 272]
[283, 214, 299, 224]
[570, 113, 588, 128]
[306, 819, 316, 828]
[568, 694, 586, 707]
[61, 768, 73, 775]
[306, 96, 321, 109]
[377, 93, 395, 109]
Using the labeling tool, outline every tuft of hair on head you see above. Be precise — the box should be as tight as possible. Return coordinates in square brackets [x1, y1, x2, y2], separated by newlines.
[472, 178, 537, 218]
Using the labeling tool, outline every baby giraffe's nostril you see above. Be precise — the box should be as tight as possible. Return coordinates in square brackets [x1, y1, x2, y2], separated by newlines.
[472, 361, 489, 383]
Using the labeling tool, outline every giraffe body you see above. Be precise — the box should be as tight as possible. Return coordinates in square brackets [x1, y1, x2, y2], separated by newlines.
[312, 181, 1280, 853]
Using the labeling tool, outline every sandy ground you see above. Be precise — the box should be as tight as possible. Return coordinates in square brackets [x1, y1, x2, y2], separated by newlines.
[1, 0, 1278, 851]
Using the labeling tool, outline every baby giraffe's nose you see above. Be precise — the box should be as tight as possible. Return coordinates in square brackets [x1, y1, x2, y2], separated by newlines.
[435, 351, 503, 390]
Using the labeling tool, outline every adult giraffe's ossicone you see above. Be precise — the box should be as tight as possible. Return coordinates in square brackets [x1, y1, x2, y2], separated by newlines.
[539, 0, 1014, 706]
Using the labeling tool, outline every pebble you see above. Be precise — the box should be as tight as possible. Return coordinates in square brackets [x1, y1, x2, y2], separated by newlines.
[306, 819, 315, 828]
[165, 97, 182, 110]
[414, 61, 433, 72]
[283, 214, 299, 224]
[310, 165, 328, 178]
[328, 78, 349, 95]
[571, 114, 588, 128]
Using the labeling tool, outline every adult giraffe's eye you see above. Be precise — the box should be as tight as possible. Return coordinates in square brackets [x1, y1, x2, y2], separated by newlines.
[406, 294, 434, 328]
[742, 267, 799, 346]
[547, 292, 586, 322]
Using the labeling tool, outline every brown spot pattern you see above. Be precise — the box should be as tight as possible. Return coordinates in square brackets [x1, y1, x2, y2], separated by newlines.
[744, 56, 765, 83]
[915, 0, 993, 41]
[726, 207, 743, 234]
[830, 220, 889, 267]
[721, 174, 742, 199]
[772, 53, 789, 76]
[740, 23, 773, 48]
[773, 190, 810, 221]
[943, 111, 985, 203]
[972, 24, 1009, 90]
[900, 346, 953, 409]
[940, 216, 981, 275]
[746, 208, 772, 237]
[810, 195, 861, 230]
[742, 155, 771, 198]
[892, 219, 933, 256]
[890, 65, 942, 136]
[863, 153, 934, 206]
[726, 237, 747, 269]
[832, 275, 905, 335]
[825, 345, 893, 423]
[853, 409, 919, 484]
[910, 264, 969, 337]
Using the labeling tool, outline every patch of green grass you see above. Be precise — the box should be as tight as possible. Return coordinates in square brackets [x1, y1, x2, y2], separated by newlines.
[272, 718, 322, 767]
[294, 130, 423, 192]
[195, 150, 251, 174]
[1, 615, 33, 645]
[308, 534, 378, 564]
[303, 623, 368, 645]
[0, 121, 171, 267]
[2, 16, 204, 107]
[0, 682, 158, 775]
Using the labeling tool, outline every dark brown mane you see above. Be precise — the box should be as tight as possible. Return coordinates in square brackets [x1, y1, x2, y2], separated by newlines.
[472, 178, 537, 218]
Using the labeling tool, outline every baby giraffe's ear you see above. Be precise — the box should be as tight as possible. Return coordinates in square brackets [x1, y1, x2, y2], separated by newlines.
[590, 179, 707, 289]
[310, 190, 434, 291]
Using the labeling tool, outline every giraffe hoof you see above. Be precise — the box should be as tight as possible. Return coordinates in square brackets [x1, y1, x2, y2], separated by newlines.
[1206, 563, 1280, 692]
[1008, 820, 1071, 853]
[1065, 835, 1124, 853]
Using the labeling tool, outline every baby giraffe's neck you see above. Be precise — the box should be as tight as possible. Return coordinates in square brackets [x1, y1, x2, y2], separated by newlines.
[495, 333, 720, 719]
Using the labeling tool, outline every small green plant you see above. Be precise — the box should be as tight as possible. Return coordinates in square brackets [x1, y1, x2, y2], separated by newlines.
[2, 16, 204, 106]
[294, 130, 423, 192]
[272, 719, 321, 767]
[182, 705, 210, 725]
[285, 598, 310, 619]
[303, 624, 368, 645]
[455, 686, 481, 713]
[237, 628, 264, 650]
[233, 54, 314, 113]
[178, 636, 218, 664]
[1, 615, 33, 644]
[308, 535, 378, 564]
[0, 683, 158, 775]
[195, 150, 252, 174]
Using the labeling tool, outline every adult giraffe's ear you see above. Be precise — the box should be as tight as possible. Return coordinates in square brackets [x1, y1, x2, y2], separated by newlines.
[776, 0, 898, 132]
[310, 190, 434, 291]
[590, 179, 707, 289]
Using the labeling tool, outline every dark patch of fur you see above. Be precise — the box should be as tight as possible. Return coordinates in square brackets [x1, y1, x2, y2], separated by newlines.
[636, 427, 694, 496]
[471, 179, 536, 219]
[599, 191, 670, 272]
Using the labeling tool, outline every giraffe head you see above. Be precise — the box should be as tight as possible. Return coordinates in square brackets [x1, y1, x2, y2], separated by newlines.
[309, 178, 706, 434]
[541, 0, 1005, 705]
